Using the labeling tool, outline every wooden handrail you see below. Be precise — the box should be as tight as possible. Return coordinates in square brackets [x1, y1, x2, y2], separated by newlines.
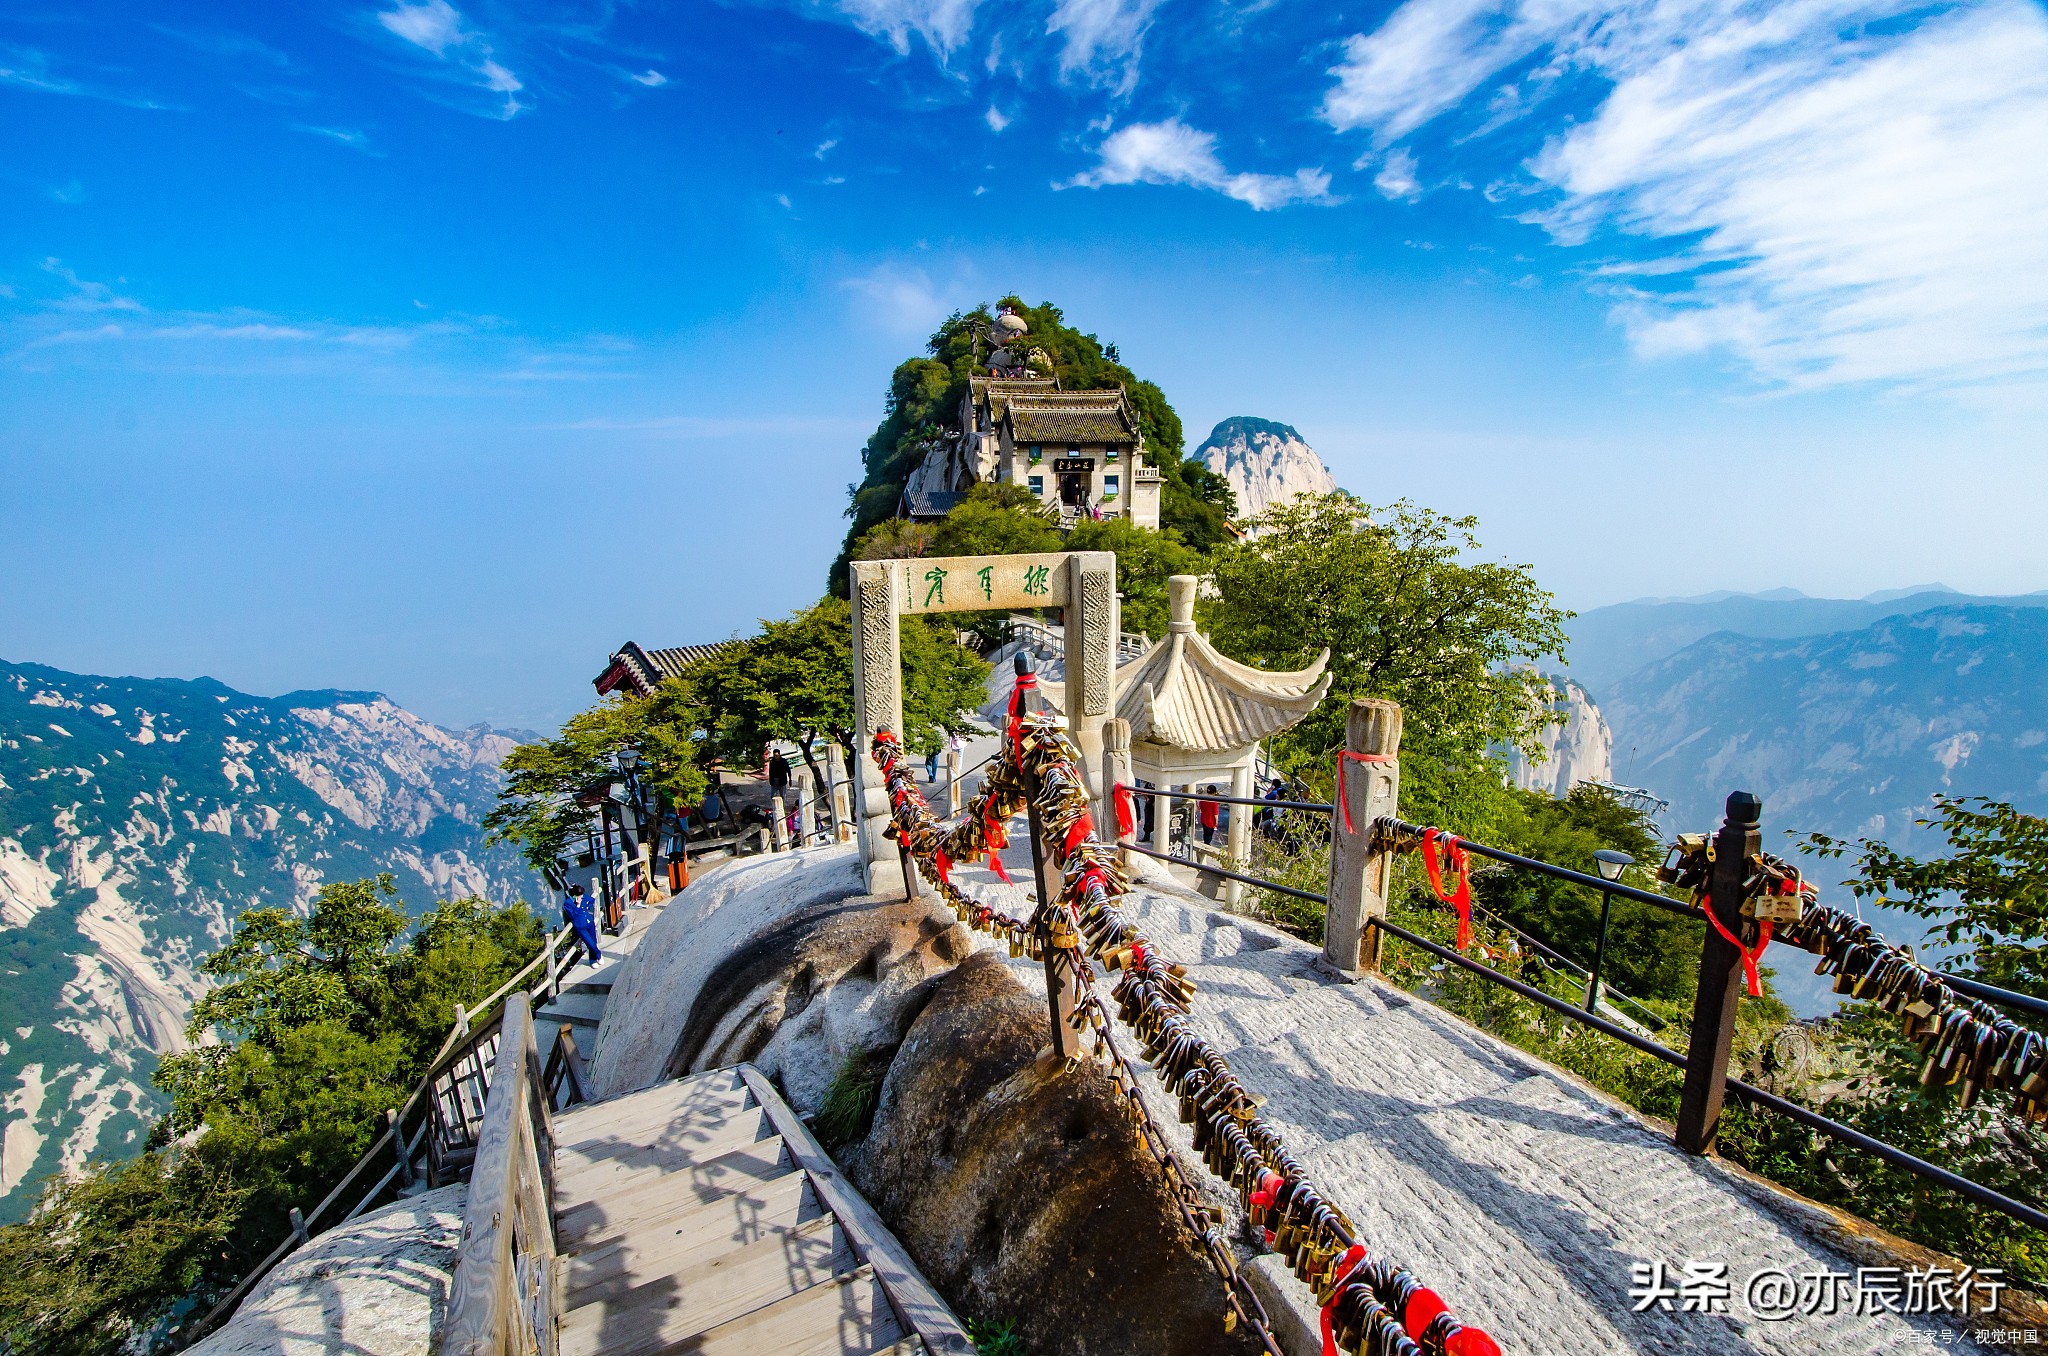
[185, 926, 578, 1345]
[443, 992, 559, 1356]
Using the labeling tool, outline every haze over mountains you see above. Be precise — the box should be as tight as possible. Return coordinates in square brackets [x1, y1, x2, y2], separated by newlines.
[0, 660, 538, 1222]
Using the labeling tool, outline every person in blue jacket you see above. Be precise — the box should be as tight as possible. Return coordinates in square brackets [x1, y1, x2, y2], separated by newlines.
[562, 883, 602, 966]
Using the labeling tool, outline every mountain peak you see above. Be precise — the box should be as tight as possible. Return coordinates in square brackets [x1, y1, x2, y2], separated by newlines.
[1194, 416, 1337, 525]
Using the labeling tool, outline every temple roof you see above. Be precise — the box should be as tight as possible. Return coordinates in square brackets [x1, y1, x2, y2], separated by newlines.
[1036, 576, 1329, 754]
[593, 640, 738, 697]
[1000, 390, 1141, 447]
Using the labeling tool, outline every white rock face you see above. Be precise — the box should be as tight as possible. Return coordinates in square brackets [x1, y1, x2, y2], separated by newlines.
[1194, 417, 1338, 525]
[185, 1184, 466, 1356]
[1504, 675, 1615, 797]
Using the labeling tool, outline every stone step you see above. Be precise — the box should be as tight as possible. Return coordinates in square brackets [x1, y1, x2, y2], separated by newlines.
[537, 991, 608, 1030]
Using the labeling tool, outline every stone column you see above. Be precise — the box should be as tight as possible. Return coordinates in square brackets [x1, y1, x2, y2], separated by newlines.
[1225, 760, 1252, 910]
[1103, 718, 1134, 873]
[850, 560, 905, 896]
[1063, 551, 1118, 830]
[1152, 782, 1174, 858]
[1323, 699, 1403, 976]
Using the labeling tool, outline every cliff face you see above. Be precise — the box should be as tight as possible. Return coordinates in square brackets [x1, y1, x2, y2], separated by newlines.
[1502, 675, 1614, 797]
[1193, 417, 1338, 525]
[0, 660, 539, 1221]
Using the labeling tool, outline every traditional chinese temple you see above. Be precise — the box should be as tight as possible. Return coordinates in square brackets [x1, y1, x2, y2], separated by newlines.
[591, 640, 737, 698]
[900, 308, 1162, 530]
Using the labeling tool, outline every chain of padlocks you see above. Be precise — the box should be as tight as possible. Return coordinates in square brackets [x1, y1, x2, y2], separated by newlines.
[1657, 838, 2048, 1116]
[872, 713, 1502, 1356]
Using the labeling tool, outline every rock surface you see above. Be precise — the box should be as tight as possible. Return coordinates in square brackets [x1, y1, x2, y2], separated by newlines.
[586, 845, 872, 1100]
[1194, 417, 1338, 525]
[185, 1184, 466, 1356]
[846, 951, 1262, 1356]
[1501, 674, 1614, 797]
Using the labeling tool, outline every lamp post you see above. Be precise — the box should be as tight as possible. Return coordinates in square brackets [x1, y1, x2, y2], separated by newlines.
[1586, 849, 1634, 1014]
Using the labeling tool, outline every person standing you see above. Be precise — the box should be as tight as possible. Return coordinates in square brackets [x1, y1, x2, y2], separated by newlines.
[1198, 785, 1221, 846]
[562, 883, 602, 967]
[768, 750, 792, 801]
[926, 744, 940, 783]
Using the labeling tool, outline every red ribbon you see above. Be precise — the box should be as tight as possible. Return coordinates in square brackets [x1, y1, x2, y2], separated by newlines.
[1422, 829, 1475, 950]
[1701, 888, 1773, 998]
[1445, 1327, 1503, 1356]
[934, 850, 952, 884]
[1404, 1287, 1448, 1339]
[1113, 782, 1137, 839]
[1248, 1170, 1282, 1246]
[1006, 672, 1038, 763]
[1320, 1244, 1370, 1356]
[986, 851, 1012, 884]
[1336, 750, 1398, 833]
[1063, 812, 1094, 859]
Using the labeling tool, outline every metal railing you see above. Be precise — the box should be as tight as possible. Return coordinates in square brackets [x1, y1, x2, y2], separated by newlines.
[186, 926, 590, 1344]
[1104, 740, 2048, 1241]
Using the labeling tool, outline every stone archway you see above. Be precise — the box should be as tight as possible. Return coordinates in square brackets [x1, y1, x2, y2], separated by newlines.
[849, 551, 1117, 894]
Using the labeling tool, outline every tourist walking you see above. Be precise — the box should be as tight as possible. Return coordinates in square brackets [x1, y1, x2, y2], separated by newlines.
[562, 883, 602, 967]
[1199, 785, 1221, 845]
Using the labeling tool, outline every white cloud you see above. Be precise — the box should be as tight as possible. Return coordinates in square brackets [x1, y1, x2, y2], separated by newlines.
[1047, 0, 1163, 93]
[41, 259, 141, 313]
[831, 0, 981, 56]
[1323, 0, 2048, 393]
[292, 124, 381, 154]
[1065, 118, 1335, 211]
[985, 104, 1010, 132]
[1373, 147, 1421, 199]
[631, 69, 668, 87]
[374, 0, 523, 118]
[843, 264, 952, 338]
[814, 137, 839, 158]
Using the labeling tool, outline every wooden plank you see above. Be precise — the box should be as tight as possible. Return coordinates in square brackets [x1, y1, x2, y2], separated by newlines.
[737, 1066, 977, 1356]
[555, 1140, 793, 1250]
[557, 1216, 850, 1356]
[552, 1072, 749, 1145]
[669, 1265, 901, 1356]
[444, 992, 553, 1356]
[556, 1106, 772, 1187]
[562, 1172, 821, 1288]
[556, 1131, 786, 1217]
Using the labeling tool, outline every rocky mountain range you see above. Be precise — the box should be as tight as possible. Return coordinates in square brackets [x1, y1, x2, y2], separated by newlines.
[1194, 417, 1337, 525]
[1502, 676, 1613, 797]
[0, 660, 539, 1222]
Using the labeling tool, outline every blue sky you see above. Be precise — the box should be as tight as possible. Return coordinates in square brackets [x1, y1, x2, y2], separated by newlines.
[4, 0, 2046, 730]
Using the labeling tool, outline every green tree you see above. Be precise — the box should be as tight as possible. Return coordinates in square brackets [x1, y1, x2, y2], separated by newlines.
[1806, 796, 2048, 1000]
[1064, 516, 1206, 638]
[0, 1150, 244, 1356]
[484, 692, 708, 886]
[1206, 492, 1569, 835]
[929, 483, 1063, 558]
[0, 880, 544, 1355]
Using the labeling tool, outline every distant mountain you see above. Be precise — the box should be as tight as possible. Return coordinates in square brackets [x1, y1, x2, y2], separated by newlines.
[1564, 588, 2048, 691]
[1194, 417, 1338, 524]
[0, 660, 539, 1221]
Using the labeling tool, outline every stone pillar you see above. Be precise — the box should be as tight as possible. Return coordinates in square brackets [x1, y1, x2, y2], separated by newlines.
[1323, 699, 1403, 977]
[1063, 551, 1118, 829]
[1103, 718, 1134, 873]
[1225, 761, 1252, 910]
[826, 742, 850, 843]
[850, 560, 905, 896]
[1152, 782, 1174, 858]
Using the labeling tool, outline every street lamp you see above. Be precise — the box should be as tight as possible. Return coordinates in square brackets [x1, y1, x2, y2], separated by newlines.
[1586, 849, 1635, 1014]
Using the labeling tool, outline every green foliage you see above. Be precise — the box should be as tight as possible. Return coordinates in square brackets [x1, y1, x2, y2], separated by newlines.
[811, 1055, 887, 1152]
[485, 693, 707, 885]
[830, 295, 1226, 590]
[967, 1317, 1026, 1356]
[0, 879, 543, 1354]
[930, 483, 1063, 558]
[1206, 493, 1569, 834]
[1064, 516, 1206, 638]
[0, 1150, 245, 1356]
[852, 517, 937, 561]
[1806, 796, 2048, 1000]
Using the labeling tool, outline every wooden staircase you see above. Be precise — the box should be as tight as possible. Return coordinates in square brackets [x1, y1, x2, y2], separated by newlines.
[550, 1066, 964, 1356]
